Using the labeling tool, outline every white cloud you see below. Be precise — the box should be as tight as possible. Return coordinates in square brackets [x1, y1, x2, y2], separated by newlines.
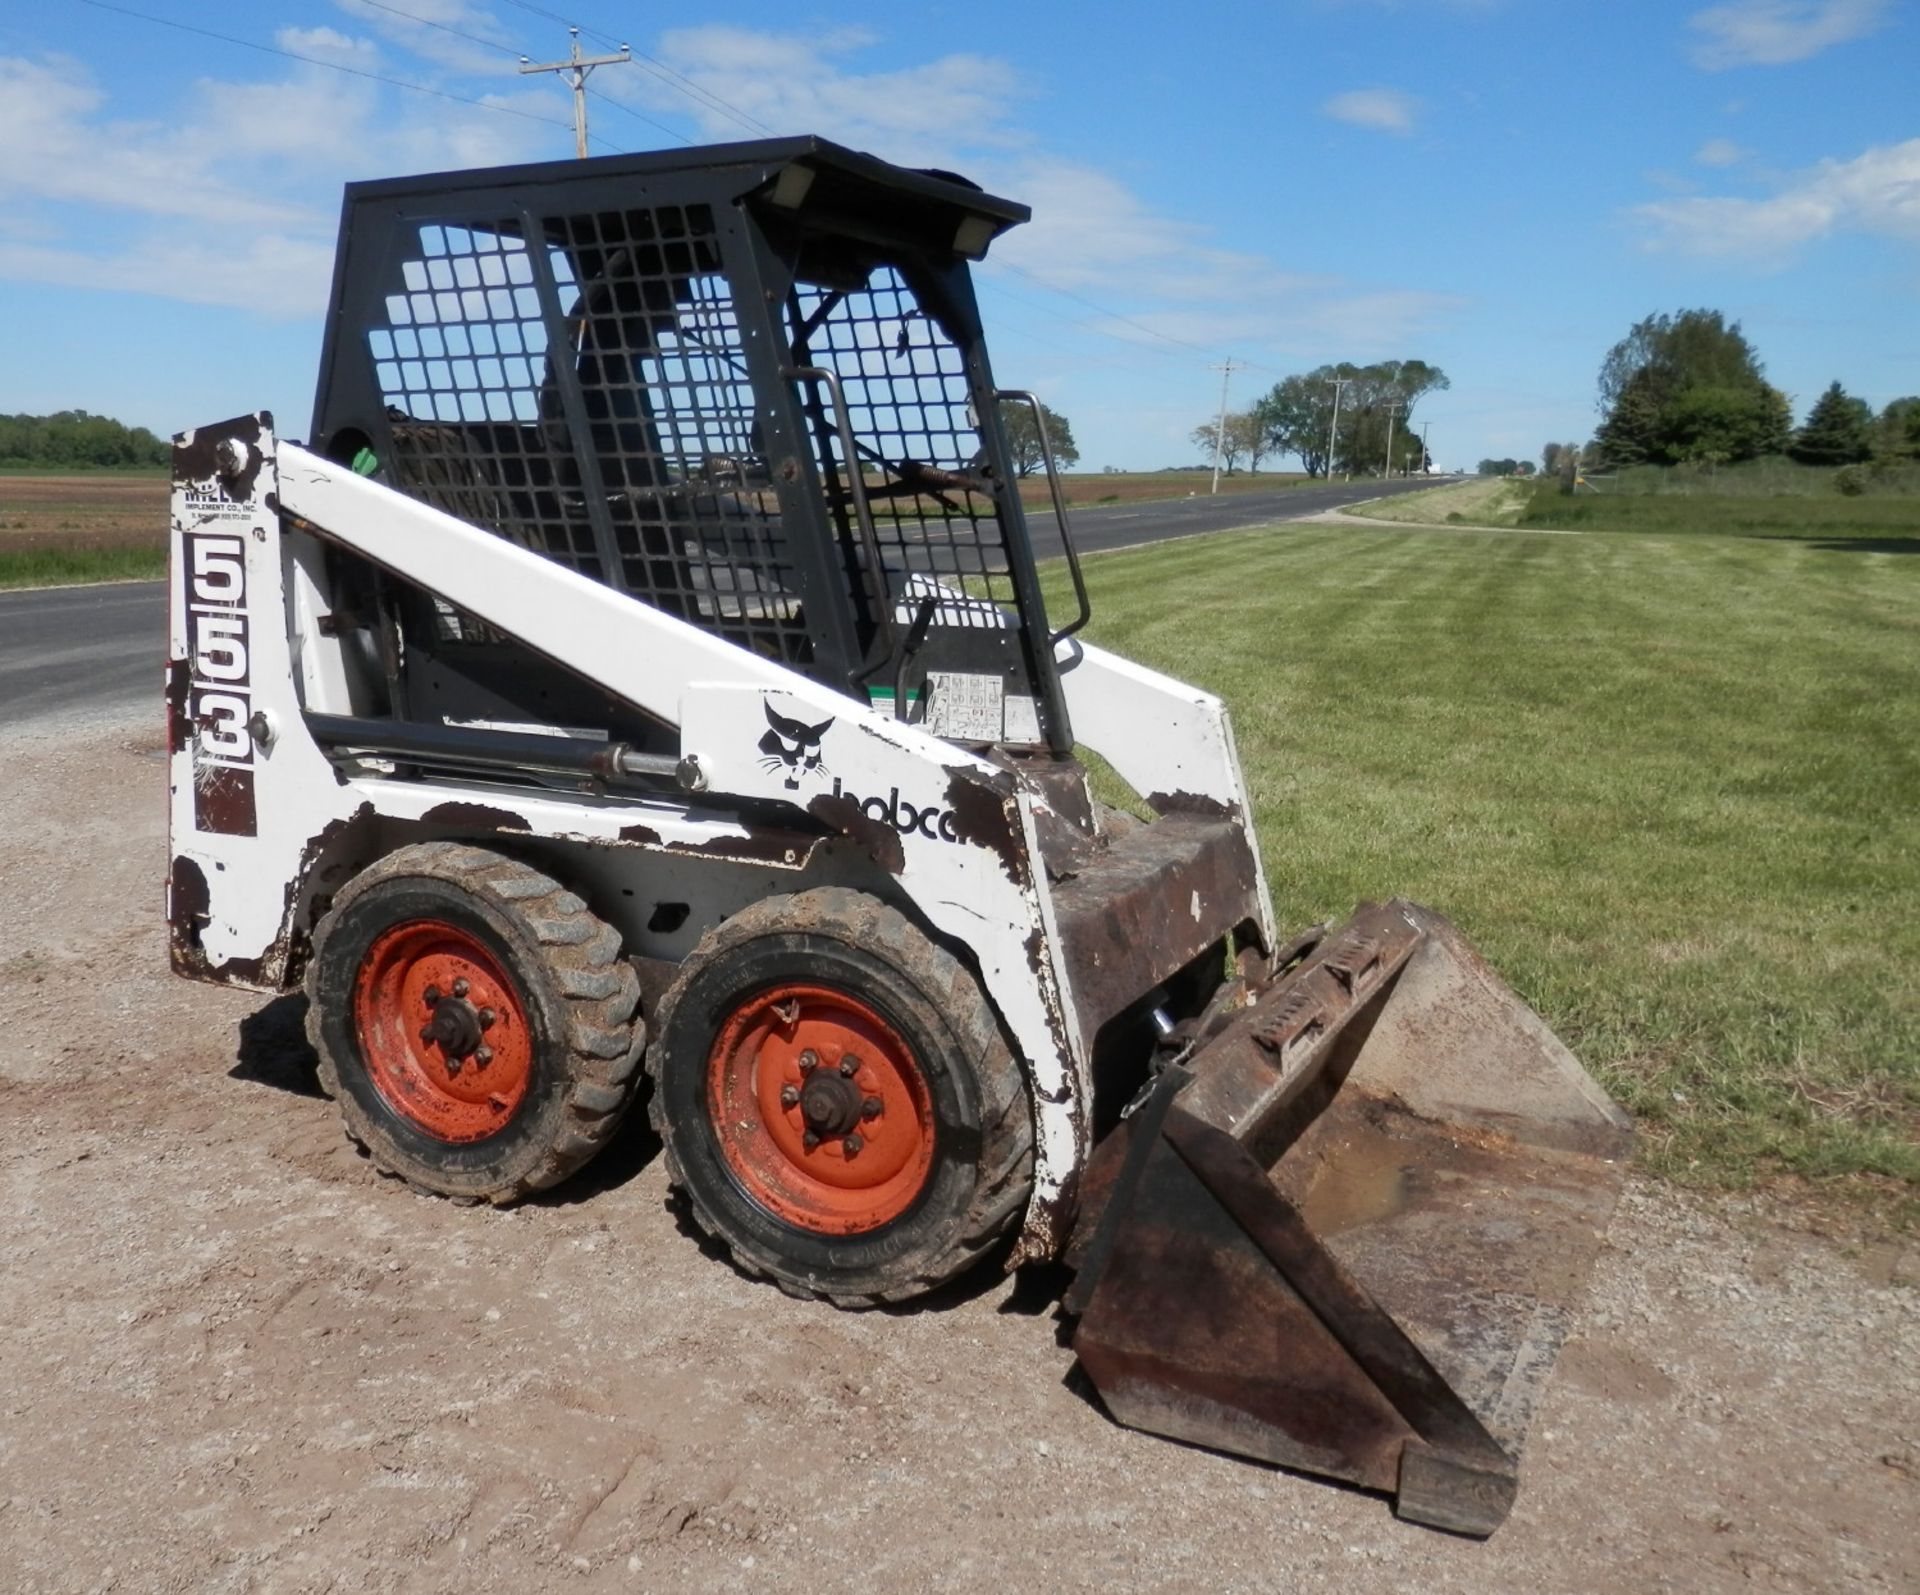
[1686, 0, 1889, 69]
[1694, 137, 1749, 166]
[1635, 137, 1920, 261]
[1321, 88, 1418, 134]
[618, 27, 1029, 160]
[331, 0, 521, 78]
[0, 50, 558, 319]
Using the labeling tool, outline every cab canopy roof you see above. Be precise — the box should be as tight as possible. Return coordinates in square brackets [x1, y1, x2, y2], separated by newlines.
[338, 134, 1030, 262]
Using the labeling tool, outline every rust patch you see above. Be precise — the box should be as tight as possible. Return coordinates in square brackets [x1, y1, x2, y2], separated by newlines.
[807, 793, 905, 875]
[194, 765, 257, 837]
[618, 821, 663, 845]
[1144, 789, 1235, 820]
[942, 768, 1027, 885]
[167, 854, 211, 975]
[420, 800, 528, 831]
[165, 657, 191, 755]
[165, 853, 270, 990]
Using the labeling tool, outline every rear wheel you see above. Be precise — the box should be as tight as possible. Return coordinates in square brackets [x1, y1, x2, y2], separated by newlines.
[648, 888, 1034, 1305]
[306, 842, 644, 1202]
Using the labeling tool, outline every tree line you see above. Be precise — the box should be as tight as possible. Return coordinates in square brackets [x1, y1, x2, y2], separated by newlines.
[1577, 310, 1919, 473]
[1194, 360, 1450, 477]
[0, 411, 170, 470]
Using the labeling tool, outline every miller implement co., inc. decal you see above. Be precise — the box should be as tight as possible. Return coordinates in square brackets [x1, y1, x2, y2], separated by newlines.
[182, 504, 257, 837]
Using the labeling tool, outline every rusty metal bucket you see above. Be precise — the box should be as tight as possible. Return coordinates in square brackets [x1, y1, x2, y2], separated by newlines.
[1063, 902, 1631, 1536]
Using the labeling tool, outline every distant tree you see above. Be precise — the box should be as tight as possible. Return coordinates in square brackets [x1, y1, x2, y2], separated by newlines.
[1872, 396, 1920, 461]
[0, 410, 169, 469]
[999, 400, 1080, 477]
[1790, 382, 1874, 466]
[1226, 411, 1271, 471]
[1190, 418, 1246, 474]
[1477, 457, 1523, 476]
[1253, 374, 1329, 476]
[1253, 359, 1449, 478]
[1594, 310, 1783, 468]
[1664, 387, 1791, 467]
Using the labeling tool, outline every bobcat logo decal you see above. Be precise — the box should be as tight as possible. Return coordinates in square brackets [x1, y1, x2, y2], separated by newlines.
[759, 701, 834, 789]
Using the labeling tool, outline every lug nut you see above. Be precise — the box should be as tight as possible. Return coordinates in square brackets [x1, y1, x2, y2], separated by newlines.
[842, 1134, 863, 1157]
[798, 1049, 819, 1073]
[803, 1130, 821, 1150]
[419, 1024, 436, 1043]
[839, 1055, 859, 1077]
[445, 1057, 462, 1078]
[452, 977, 469, 999]
[424, 985, 442, 1008]
[479, 1007, 497, 1030]
[780, 1084, 800, 1108]
[474, 1045, 493, 1068]
[862, 1096, 883, 1120]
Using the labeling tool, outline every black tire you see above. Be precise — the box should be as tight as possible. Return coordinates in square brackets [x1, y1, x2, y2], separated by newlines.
[306, 841, 644, 1203]
[647, 887, 1034, 1306]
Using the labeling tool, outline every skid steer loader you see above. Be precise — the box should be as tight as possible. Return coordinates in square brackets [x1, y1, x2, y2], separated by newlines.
[166, 137, 1629, 1535]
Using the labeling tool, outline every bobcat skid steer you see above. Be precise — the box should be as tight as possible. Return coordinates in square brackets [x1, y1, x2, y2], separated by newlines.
[167, 137, 1629, 1536]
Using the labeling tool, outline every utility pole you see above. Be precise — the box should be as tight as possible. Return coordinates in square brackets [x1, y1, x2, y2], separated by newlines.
[1324, 377, 1350, 481]
[520, 27, 632, 159]
[1419, 421, 1432, 476]
[1382, 400, 1403, 477]
[1207, 359, 1239, 495]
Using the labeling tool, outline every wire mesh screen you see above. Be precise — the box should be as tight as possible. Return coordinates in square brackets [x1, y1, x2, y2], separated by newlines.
[789, 268, 1018, 624]
[552, 204, 807, 664]
[368, 222, 604, 590]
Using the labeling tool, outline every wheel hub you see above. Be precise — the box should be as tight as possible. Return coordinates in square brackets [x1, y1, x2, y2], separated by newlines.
[353, 920, 531, 1143]
[706, 983, 935, 1235]
[798, 1065, 865, 1138]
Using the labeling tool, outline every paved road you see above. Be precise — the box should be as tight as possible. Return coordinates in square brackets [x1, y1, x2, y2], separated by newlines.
[1024, 473, 1451, 560]
[0, 477, 1452, 730]
[0, 579, 165, 733]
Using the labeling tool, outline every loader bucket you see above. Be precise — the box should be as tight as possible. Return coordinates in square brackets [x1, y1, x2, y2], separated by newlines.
[1063, 902, 1631, 1537]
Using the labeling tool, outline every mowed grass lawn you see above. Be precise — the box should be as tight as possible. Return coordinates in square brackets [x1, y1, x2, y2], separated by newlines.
[1044, 522, 1920, 1217]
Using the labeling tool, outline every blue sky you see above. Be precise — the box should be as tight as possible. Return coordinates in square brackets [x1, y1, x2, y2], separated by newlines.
[1, 0, 1914, 469]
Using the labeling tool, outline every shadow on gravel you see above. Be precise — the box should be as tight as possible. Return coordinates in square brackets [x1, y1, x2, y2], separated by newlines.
[231, 993, 324, 1098]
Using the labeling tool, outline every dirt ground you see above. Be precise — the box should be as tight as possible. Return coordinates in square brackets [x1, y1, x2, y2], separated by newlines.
[1, 711, 1914, 1595]
[0, 474, 167, 554]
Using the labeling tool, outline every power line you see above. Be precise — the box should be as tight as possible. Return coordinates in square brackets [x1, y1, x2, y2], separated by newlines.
[346, 0, 520, 58]
[72, 0, 579, 135]
[585, 84, 693, 147]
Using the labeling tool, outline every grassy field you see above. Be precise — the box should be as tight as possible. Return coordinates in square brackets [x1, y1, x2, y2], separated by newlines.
[1042, 520, 1920, 1221]
[1520, 484, 1920, 543]
[0, 471, 167, 588]
[1341, 476, 1530, 527]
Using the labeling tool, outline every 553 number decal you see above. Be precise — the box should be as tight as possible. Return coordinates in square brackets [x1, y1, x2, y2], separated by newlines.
[181, 526, 258, 835]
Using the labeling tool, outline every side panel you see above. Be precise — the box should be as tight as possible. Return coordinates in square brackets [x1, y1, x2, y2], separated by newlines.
[1053, 635, 1278, 951]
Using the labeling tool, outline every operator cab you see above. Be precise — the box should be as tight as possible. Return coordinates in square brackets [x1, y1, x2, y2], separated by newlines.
[311, 137, 1081, 758]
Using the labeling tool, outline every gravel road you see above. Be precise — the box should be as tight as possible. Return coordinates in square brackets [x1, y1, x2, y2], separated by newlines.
[1, 708, 1913, 1595]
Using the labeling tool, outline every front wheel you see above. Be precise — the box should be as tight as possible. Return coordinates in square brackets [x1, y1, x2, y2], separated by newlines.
[306, 842, 644, 1202]
[647, 888, 1034, 1305]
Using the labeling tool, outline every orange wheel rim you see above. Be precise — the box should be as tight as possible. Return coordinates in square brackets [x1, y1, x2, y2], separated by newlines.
[707, 983, 935, 1235]
[352, 919, 533, 1143]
